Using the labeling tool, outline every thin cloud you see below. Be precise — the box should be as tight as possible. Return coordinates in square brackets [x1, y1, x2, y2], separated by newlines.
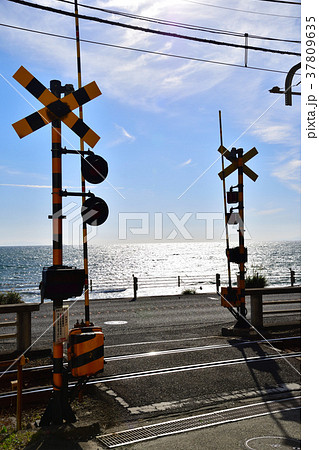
[180, 158, 192, 167]
[0, 184, 91, 189]
[117, 124, 135, 141]
[272, 159, 301, 192]
[251, 123, 293, 144]
[0, 165, 48, 179]
[107, 124, 136, 147]
[0, 183, 51, 188]
[255, 208, 284, 216]
[1, 0, 295, 109]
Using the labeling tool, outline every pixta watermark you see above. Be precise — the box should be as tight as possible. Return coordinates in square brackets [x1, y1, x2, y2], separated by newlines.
[118, 212, 251, 240]
[53, 202, 98, 246]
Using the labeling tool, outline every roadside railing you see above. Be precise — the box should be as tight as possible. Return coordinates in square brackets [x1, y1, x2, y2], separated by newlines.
[1, 267, 301, 301]
[246, 286, 301, 328]
[0, 303, 40, 353]
[0, 355, 28, 430]
[128, 274, 218, 300]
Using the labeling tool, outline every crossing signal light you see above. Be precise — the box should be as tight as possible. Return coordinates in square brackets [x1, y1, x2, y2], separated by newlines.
[227, 189, 238, 204]
[227, 247, 247, 264]
[82, 196, 109, 226]
[81, 153, 109, 227]
[82, 154, 108, 184]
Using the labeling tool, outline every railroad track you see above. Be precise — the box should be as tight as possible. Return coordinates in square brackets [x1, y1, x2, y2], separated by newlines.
[0, 335, 301, 377]
[0, 351, 301, 404]
[0, 336, 301, 407]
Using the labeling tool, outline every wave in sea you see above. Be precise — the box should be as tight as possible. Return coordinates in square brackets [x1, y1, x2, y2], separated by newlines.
[0, 241, 300, 302]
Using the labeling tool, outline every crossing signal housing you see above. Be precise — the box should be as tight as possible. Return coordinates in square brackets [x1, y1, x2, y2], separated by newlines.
[41, 266, 85, 301]
[227, 190, 238, 204]
[82, 196, 109, 226]
[227, 247, 248, 264]
[82, 154, 108, 184]
[81, 153, 109, 226]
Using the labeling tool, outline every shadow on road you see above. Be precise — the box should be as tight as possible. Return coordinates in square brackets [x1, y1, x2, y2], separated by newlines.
[228, 338, 300, 440]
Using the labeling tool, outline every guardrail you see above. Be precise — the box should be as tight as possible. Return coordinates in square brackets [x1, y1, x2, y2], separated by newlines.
[0, 303, 40, 353]
[1, 267, 301, 300]
[246, 286, 301, 328]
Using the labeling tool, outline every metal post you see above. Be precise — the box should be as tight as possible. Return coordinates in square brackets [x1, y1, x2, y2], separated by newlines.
[244, 33, 248, 67]
[219, 111, 232, 288]
[216, 273, 220, 293]
[40, 81, 76, 426]
[285, 62, 301, 106]
[236, 149, 248, 328]
[131, 275, 138, 301]
[16, 310, 31, 353]
[251, 293, 263, 328]
[290, 268, 295, 286]
[51, 80, 64, 412]
[16, 356, 23, 431]
[74, 0, 91, 326]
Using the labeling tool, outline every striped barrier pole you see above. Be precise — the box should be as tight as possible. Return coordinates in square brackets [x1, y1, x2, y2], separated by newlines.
[74, 0, 90, 326]
[50, 80, 64, 408]
[237, 149, 247, 326]
[40, 81, 76, 426]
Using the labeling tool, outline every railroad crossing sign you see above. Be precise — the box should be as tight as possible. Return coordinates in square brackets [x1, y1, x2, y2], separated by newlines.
[218, 145, 258, 182]
[12, 66, 101, 147]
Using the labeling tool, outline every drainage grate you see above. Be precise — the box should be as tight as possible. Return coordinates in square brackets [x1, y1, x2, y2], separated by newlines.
[97, 396, 301, 448]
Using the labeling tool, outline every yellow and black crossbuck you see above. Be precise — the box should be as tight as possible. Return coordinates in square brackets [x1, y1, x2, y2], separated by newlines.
[218, 145, 258, 182]
[12, 66, 101, 148]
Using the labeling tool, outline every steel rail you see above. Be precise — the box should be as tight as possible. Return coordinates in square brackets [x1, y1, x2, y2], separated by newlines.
[93, 352, 301, 383]
[0, 336, 300, 376]
[0, 351, 300, 403]
[103, 336, 300, 362]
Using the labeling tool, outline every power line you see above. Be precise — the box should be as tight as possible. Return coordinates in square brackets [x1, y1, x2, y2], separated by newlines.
[54, 0, 300, 44]
[182, 0, 300, 18]
[7, 0, 301, 57]
[0, 22, 296, 75]
[251, 0, 300, 4]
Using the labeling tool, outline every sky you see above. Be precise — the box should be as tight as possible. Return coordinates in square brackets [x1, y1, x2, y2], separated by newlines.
[0, 0, 304, 245]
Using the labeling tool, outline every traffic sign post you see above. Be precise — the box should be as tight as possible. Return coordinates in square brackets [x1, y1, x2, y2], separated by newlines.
[218, 141, 258, 328]
[12, 66, 108, 425]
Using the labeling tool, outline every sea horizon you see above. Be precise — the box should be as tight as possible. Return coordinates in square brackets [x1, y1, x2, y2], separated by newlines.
[0, 241, 301, 303]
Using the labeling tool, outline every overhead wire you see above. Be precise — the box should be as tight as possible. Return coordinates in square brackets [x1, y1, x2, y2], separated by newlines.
[54, 0, 300, 44]
[0, 22, 298, 76]
[253, 0, 300, 4]
[182, 0, 300, 18]
[7, 0, 301, 57]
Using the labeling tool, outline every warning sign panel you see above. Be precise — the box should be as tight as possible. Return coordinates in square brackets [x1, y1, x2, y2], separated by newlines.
[54, 306, 69, 344]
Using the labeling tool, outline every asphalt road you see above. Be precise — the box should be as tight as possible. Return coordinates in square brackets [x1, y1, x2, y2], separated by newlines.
[0, 292, 301, 352]
[0, 293, 301, 448]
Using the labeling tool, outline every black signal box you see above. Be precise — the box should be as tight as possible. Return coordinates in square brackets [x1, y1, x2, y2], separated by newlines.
[227, 191, 239, 204]
[41, 266, 85, 301]
[227, 247, 247, 264]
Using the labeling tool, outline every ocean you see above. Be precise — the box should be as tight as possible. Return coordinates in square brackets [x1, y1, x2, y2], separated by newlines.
[0, 241, 300, 303]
